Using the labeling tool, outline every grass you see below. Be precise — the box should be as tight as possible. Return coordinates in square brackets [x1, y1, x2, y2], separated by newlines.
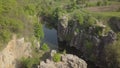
[87, 11, 120, 19]
[108, 1, 120, 5]
[85, 1, 120, 7]
[92, 12, 120, 17]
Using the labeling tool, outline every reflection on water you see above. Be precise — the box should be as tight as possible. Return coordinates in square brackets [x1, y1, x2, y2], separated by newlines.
[42, 24, 58, 49]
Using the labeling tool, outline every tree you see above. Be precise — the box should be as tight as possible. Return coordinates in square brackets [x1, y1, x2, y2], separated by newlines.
[74, 13, 84, 25]
[41, 43, 49, 51]
[34, 23, 44, 40]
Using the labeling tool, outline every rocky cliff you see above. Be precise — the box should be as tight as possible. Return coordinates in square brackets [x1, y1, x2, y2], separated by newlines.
[0, 35, 32, 68]
[38, 50, 87, 68]
[57, 14, 118, 67]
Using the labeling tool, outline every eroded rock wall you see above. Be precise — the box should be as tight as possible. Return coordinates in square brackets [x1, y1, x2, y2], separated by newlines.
[0, 35, 32, 68]
[57, 15, 117, 67]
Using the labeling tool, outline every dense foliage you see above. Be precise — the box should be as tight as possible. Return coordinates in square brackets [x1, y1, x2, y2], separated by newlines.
[34, 23, 44, 40]
[0, 0, 44, 49]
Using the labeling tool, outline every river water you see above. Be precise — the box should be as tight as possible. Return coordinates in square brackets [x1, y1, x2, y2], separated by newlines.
[42, 24, 58, 49]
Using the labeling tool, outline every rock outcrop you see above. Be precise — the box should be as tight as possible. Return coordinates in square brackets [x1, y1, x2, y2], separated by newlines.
[38, 50, 87, 68]
[57, 15, 117, 67]
[0, 35, 32, 68]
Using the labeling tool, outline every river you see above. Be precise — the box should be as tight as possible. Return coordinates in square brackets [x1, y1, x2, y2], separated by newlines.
[42, 24, 58, 50]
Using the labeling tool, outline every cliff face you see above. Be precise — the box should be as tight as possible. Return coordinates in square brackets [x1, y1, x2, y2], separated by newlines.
[109, 17, 120, 32]
[0, 35, 32, 68]
[57, 15, 117, 67]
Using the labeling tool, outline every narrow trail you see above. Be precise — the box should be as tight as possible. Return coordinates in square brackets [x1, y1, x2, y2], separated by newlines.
[85, 5, 120, 12]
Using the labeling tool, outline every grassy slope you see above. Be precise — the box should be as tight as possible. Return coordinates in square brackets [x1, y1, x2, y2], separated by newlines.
[84, 1, 120, 18]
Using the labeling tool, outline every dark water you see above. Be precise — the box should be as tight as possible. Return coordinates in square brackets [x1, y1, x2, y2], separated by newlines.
[42, 24, 58, 49]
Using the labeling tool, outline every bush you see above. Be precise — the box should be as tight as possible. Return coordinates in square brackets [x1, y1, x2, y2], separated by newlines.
[20, 57, 39, 68]
[97, 1, 102, 6]
[24, 4, 36, 15]
[53, 53, 61, 62]
[34, 23, 44, 40]
[73, 13, 84, 25]
[87, 16, 96, 26]
[41, 43, 49, 51]
[104, 0, 109, 6]
[0, 30, 11, 43]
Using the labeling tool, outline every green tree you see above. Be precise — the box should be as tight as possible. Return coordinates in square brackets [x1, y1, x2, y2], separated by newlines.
[34, 23, 44, 40]
[41, 43, 49, 51]
[24, 4, 36, 15]
[74, 13, 84, 25]
[53, 53, 61, 62]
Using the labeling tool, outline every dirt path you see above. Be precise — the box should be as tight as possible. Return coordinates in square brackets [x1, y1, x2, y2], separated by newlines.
[85, 5, 120, 12]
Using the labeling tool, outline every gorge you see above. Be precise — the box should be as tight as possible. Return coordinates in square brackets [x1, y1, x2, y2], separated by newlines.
[0, 0, 120, 68]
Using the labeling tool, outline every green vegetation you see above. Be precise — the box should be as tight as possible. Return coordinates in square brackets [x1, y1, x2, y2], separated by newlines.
[105, 40, 120, 68]
[0, 0, 45, 67]
[20, 57, 39, 68]
[87, 16, 96, 26]
[91, 12, 120, 18]
[0, 0, 44, 49]
[34, 23, 44, 40]
[53, 53, 61, 62]
[41, 43, 49, 51]
[73, 13, 84, 25]
[86, 0, 109, 7]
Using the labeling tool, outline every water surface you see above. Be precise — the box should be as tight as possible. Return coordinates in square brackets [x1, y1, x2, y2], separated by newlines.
[42, 24, 58, 49]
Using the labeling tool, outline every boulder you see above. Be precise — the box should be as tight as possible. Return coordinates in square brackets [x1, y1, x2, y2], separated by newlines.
[38, 50, 87, 68]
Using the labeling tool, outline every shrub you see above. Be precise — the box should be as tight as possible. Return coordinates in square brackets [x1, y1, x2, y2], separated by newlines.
[34, 22, 44, 40]
[53, 53, 61, 62]
[66, 1, 77, 12]
[97, 1, 102, 6]
[41, 43, 49, 51]
[20, 57, 39, 68]
[104, 0, 109, 6]
[24, 4, 36, 15]
[87, 16, 96, 26]
[74, 13, 84, 25]
[0, 30, 11, 43]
